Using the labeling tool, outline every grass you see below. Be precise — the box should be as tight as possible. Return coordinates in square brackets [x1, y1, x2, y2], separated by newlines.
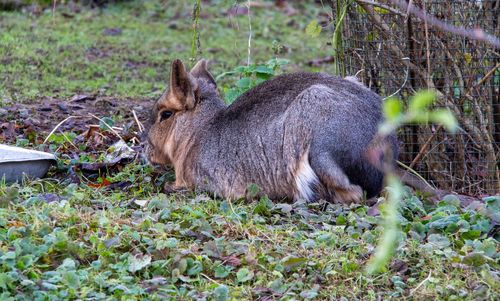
[0, 1, 499, 300]
[0, 1, 329, 103]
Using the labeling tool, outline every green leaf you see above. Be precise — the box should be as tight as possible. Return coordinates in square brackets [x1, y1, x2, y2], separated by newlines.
[214, 265, 231, 278]
[235, 77, 251, 89]
[0, 273, 14, 290]
[59, 258, 77, 270]
[427, 215, 461, 230]
[425, 234, 450, 249]
[267, 58, 289, 69]
[156, 238, 178, 250]
[224, 88, 242, 103]
[336, 215, 347, 225]
[99, 117, 115, 130]
[409, 90, 436, 112]
[461, 230, 481, 240]
[128, 254, 151, 273]
[187, 260, 203, 276]
[305, 19, 322, 38]
[281, 256, 307, 272]
[62, 270, 80, 289]
[301, 239, 316, 249]
[462, 252, 489, 267]
[236, 267, 254, 283]
[365, 175, 404, 275]
[253, 197, 273, 216]
[254, 65, 273, 75]
[383, 98, 403, 121]
[476, 238, 497, 257]
[213, 285, 229, 301]
[246, 183, 261, 199]
[300, 288, 319, 299]
[429, 109, 458, 133]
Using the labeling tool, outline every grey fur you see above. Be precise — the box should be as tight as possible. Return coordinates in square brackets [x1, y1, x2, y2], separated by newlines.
[147, 60, 398, 203]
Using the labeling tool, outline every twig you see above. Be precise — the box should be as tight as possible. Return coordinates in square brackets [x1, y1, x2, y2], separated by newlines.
[404, 0, 413, 22]
[52, 0, 57, 21]
[191, 0, 201, 60]
[200, 273, 220, 285]
[356, 1, 435, 89]
[354, 69, 365, 77]
[410, 270, 432, 296]
[355, 0, 404, 16]
[246, 0, 252, 66]
[388, 0, 500, 48]
[132, 110, 145, 133]
[408, 125, 443, 170]
[397, 161, 435, 190]
[423, 0, 431, 88]
[465, 62, 500, 98]
[60, 132, 78, 150]
[89, 113, 126, 143]
[43, 116, 83, 144]
[383, 58, 410, 100]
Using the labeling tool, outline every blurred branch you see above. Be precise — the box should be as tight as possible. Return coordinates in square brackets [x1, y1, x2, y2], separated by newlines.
[355, 0, 404, 16]
[355, 1, 435, 88]
[389, 0, 500, 48]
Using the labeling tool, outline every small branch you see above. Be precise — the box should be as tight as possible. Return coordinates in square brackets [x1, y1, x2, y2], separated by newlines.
[44, 116, 85, 144]
[408, 125, 443, 170]
[383, 58, 410, 100]
[200, 273, 221, 285]
[355, 0, 404, 16]
[132, 110, 145, 133]
[423, 0, 431, 88]
[389, 0, 500, 48]
[89, 113, 127, 144]
[356, 2, 435, 89]
[246, 0, 252, 66]
[410, 270, 432, 296]
[464, 62, 500, 98]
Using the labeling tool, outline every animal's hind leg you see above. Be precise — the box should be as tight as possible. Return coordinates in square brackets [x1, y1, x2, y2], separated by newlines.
[309, 152, 363, 204]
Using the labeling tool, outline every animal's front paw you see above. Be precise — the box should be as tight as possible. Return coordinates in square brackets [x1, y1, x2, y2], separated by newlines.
[163, 182, 187, 194]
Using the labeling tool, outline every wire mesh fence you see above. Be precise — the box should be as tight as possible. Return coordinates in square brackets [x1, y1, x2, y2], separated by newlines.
[341, 0, 499, 196]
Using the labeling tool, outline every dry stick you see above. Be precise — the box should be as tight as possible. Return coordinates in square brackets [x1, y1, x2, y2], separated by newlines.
[358, 1, 500, 192]
[355, 0, 404, 16]
[43, 116, 84, 144]
[388, 0, 500, 48]
[465, 62, 500, 97]
[60, 132, 78, 150]
[88, 113, 127, 143]
[423, 0, 431, 88]
[246, 0, 252, 66]
[356, 1, 435, 89]
[51, 0, 57, 21]
[410, 270, 432, 296]
[132, 110, 145, 133]
[409, 62, 500, 170]
[408, 125, 443, 170]
[404, 0, 413, 21]
[383, 58, 410, 100]
[200, 273, 220, 285]
[358, 1, 491, 150]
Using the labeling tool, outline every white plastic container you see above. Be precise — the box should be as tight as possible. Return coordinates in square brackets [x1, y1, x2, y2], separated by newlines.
[0, 144, 56, 183]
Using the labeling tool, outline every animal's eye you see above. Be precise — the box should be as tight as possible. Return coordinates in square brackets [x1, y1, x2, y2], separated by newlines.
[160, 111, 173, 122]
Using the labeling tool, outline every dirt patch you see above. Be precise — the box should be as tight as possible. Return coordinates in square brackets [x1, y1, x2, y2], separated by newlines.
[0, 95, 154, 146]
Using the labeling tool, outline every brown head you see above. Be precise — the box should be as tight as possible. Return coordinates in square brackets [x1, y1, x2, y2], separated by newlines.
[146, 59, 220, 166]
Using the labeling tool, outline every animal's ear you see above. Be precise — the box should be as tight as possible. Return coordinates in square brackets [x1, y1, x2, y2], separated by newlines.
[190, 59, 216, 87]
[169, 59, 198, 110]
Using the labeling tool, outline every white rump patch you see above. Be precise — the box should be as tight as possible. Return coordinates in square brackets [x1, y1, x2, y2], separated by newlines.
[294, 153, 319, 202]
